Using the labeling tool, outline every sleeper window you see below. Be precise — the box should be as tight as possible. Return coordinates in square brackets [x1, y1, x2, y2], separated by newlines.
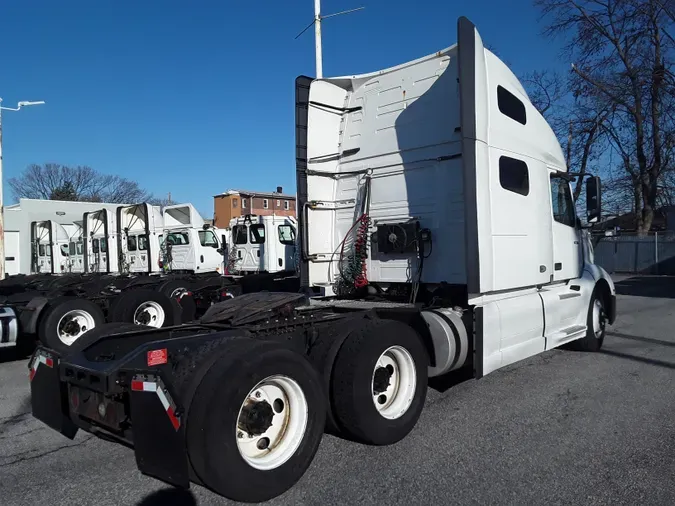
[497, 85, 527, 125]
[499, 156, 530, 196]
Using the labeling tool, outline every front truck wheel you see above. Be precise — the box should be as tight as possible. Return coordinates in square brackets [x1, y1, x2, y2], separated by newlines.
[38, 297, 105, 354]
[570, 287, 608, 352]
[330, 319, 429, 445]
[186, 340, 326, 503]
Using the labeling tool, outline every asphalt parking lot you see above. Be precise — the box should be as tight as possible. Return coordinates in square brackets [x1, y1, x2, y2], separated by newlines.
[1, 275, 674, 505]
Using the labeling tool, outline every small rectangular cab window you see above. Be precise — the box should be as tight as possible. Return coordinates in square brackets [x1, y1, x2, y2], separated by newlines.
[232, 225, 248, 245]
[92, 239, 99, 254]
[277, 224, 296, 245]
[497, 85, 527, 125]
[499, 156, 530, 196]
[550, 175, 576, 227]
[250, 224, 265, 244]
[127, 236, 137, 251]
[137, 234, 148, 251]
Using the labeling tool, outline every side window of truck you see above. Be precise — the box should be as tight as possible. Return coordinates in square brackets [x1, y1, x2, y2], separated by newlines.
[100, 238, 108, 253]
[77, 242, 84, 255]
[198, 230, 219, 248]
[92, 239, 100, 253]
[138, 234, 148, 251]
[497, 85, 527, 125]
[127, 236, 137, 251]
[278, 225, 296, 245]
[499, 156, 529, 196]
[69, 242, 76, 255]
[550, 175, 576, 227]
[60, 244, 69, 256]
[233, 225, 248, 245]
[250, 224, 266, 244]
[39, 244, 46, 256]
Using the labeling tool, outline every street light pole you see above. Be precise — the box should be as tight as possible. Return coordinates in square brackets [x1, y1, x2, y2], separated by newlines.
[0, 98, 45, 279]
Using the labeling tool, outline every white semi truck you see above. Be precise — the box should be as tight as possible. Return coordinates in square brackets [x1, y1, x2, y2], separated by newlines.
[161, 203, 228, 274]
[29, 17, 616, 504]
[226, 214, 298, 274]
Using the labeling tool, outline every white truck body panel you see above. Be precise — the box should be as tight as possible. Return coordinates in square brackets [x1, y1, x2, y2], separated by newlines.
[162, 203, 224, 273]
[3, 199, 124, 276]
[298, 17, 616, 379]
[118, 204, 163, 274]
[63, 222, 84, 273]
[83, 208, 119, 273]
[227, 215, 297, 274]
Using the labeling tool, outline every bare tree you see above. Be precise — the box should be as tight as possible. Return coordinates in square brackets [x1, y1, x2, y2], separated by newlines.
[523, 69, 611, 202]
[534, 0, 675, 234]
[8, 163, 153, 204]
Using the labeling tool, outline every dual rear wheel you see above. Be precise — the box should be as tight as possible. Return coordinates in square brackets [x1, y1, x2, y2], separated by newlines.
[185, 319, 430, 502]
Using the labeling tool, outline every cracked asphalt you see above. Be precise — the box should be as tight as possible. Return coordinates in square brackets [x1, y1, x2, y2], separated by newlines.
[0, 275, 674, 505]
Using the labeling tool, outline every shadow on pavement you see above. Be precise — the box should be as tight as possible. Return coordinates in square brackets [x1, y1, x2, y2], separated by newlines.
[137, 489, 197, 506]
[428, 365, 474, 393]
[608, 331, 675, 348]
[600, 348, 675, 370]
[614, 276, 675, 298]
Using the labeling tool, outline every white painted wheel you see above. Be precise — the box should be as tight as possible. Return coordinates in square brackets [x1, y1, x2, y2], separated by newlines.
[133, 301, 166, 328]
[57, 309, 96, 346]
[592, 298, 606, 339]
[371, 345, 417, 420]
[235, 375, 309, 471]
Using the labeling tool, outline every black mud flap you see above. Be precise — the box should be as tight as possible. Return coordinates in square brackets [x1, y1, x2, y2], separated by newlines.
[129, 373, 189, 488]
[29, 348, 78, 439]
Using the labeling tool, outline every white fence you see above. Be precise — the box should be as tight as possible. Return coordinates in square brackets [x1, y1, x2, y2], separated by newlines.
[594, 233, 675, 275]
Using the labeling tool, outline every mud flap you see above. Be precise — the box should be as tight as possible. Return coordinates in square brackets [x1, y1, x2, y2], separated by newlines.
[29, 348, 78, 439]
[129, 374, 189, 488]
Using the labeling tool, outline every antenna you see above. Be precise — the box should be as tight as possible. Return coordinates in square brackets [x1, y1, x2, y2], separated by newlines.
[295, 1, 365, 78]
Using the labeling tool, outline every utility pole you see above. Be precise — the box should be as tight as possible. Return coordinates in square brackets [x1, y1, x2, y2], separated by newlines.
[0, 98, 45, 279]
[295, 2, 365, 78]
[314, 0, 323, 78]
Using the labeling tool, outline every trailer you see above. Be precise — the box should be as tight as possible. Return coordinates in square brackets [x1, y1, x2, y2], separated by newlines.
[29, 17, 617, 503]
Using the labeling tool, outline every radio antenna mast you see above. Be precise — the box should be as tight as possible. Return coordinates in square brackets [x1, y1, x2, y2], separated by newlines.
[295, 1, 365, 78]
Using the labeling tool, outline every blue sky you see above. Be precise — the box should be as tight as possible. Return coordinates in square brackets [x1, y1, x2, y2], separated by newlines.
[1, 0, 566, 217]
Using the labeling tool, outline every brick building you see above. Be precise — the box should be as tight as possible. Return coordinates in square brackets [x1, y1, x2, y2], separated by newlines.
[213, 186, 296, 228]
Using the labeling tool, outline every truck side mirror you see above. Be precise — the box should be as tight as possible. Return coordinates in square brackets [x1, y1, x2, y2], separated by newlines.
[586, 176, 601, 223]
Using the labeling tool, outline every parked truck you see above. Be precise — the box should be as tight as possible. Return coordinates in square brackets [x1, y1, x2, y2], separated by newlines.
[29, 17, 616, 504]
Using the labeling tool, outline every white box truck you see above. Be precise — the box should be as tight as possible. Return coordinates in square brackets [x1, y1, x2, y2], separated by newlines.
[29, 17, 616, 504]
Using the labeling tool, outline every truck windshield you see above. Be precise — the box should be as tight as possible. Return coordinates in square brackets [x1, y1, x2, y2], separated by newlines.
[278, 225, 296, 245]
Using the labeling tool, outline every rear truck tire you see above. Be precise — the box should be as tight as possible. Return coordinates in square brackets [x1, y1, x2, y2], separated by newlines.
[109, 289, 180, 328]
[330, 318, 429, 446]
[186, 340, 326, 503]
[157, 279, 192, 299]
[570, 287, 607, 352]
[70, 322, 153, 352]
[38, 297, 106, 354]
[156, 280, 197, 322]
